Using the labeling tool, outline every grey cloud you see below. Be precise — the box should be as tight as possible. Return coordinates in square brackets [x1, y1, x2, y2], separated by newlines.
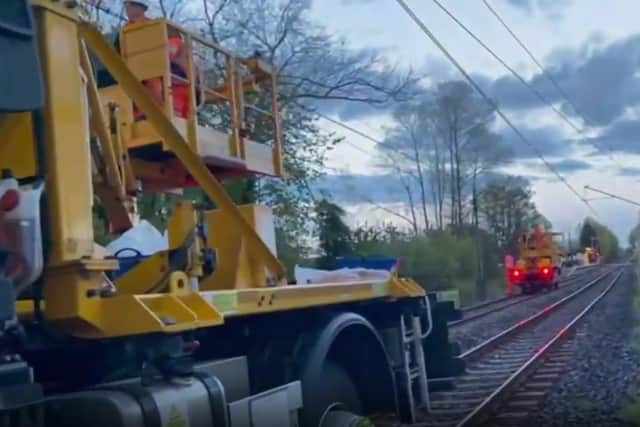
[315, 99, 388, 121]
[524, 158, 592, 175]
[313, 173, 408, 204]
[504, 0, 573, 19]
[499, 124, 574, 160]
[317, 33, 640, 128]
[588, 119, 640, 155]
[313, 171, 517, 205]
[547, 159, 592, 174]
[487, 33, 640, 127]
[616, 166, 640, 177]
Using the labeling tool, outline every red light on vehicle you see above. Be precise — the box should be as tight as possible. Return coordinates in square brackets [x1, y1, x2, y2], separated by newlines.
[508, 268, 524, 283]
[542, 267, 550, 275]
[0, 189, 19, 212]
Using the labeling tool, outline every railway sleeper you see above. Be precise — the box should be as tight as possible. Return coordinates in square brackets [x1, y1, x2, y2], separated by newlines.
[522, 381, 555, 389]
[464, 367, 516, 375]
[430, 389, 491, 399]
[453, 375, 509, 386]
[505, 399, 541, 409]
[530, 374, 562, 384]
[535, 367, 565, 374]
[508, 390, 547, 400]
[428, 397, 485, 410]
[471, 360, 525, 369]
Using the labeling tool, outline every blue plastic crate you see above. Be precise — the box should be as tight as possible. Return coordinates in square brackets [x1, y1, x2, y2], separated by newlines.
[336, 257, 399, 271]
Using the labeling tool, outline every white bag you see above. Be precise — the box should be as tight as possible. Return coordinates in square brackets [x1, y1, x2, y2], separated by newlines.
[106, 220, 168, 257]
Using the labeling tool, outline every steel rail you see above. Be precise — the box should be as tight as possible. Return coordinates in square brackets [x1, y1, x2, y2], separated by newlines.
[450, 266, 608, 328]
[460, 267, 613, 361]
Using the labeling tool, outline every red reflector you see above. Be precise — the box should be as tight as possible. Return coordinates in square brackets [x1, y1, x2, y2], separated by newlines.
[0, 189, 19, 212]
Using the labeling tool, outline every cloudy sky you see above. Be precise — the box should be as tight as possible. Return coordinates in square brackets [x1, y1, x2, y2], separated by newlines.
[308, 0, 640, 242]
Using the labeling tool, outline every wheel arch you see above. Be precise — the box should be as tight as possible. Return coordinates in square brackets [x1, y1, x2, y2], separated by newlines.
[295, 311, 398, 420]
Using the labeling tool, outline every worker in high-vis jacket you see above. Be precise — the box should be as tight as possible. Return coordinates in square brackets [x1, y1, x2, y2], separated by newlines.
[122, 1, 161, 119]
[122, 0, 198, 119]
[167, 27, 194, 118]
[124, 0, 150, 24]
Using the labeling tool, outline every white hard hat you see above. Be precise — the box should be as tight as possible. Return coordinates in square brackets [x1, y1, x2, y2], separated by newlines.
[124, 0, 149, 10]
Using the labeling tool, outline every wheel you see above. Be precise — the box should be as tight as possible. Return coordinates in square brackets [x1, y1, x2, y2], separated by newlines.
[554, 282, 559, 290]
[319, 405, 373, 427]
[303, 361, 365, 427]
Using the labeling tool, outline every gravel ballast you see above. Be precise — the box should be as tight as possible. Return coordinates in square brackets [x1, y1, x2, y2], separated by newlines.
[522, 267, 640, 427]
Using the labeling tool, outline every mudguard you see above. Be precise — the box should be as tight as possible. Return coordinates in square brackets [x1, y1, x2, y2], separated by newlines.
[294, 311, 397, 423]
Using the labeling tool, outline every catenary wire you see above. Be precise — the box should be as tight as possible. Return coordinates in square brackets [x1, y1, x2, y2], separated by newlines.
[481, 0, 621, 165]
[431, 0, 617, 166]
[394, 0, 597, 216]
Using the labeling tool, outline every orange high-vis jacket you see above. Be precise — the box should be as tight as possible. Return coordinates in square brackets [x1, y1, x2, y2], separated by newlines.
[168, 36, 201, 118]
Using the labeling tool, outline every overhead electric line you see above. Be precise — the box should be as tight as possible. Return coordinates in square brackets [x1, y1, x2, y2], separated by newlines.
[430, 0, 617, 166]
[305, 107, 384, 147]
[481, 0, 576, 108]
[584, 185, 640, 208]
[481, 0, 621, 164]
[394, 0, 597, 215]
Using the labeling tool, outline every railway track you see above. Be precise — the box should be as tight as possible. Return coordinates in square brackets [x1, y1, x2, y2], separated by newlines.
[412, 265, 625, 427]
[450, 265, 605, 327]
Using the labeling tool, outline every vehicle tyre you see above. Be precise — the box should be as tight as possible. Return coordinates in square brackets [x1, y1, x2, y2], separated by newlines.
[320, 406, 373, 427]
[307, 361, 364, 427]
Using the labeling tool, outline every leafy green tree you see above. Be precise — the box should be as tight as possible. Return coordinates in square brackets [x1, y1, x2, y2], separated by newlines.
[628, 221, 640, 249]
[315, 199, 353, 269]
[581, 218, 620, 261]
[579, 221, 598, 249]
[479, 177, 549, 255]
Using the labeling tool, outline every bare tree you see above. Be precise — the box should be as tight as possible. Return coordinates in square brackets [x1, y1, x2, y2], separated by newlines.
[380, 103, 432, 231]
[464, 125, 512, 227]
[427, 81, 495, 230]
[157, 0, 187, 20]
[192, 0, 420, 106]
[201, 0, 232, 43]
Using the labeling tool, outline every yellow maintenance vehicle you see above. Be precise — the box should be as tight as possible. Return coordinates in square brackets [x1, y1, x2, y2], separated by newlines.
[0, 1, 464, 426]
[583, 237, 602, 266]
[507, 227, 564, 294]
[584, 246, 602, 265]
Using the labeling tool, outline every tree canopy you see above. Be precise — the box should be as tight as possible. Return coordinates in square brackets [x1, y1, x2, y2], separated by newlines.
[479, 176, 549, 255]
[580, 218, 620, 261]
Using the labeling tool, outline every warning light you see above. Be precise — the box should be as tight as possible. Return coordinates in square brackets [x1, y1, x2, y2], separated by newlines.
[508, 268, 524, 283]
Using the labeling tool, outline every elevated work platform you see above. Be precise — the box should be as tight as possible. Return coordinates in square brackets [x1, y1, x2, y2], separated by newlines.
[97, 18, 283, 190]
